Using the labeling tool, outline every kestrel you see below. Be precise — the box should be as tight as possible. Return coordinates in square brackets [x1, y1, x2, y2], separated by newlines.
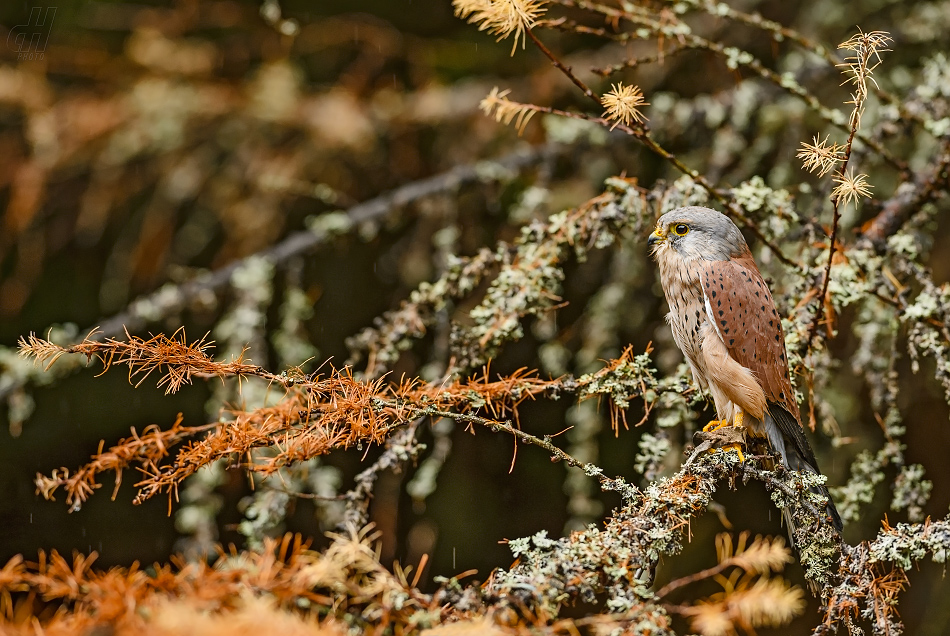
[648, 206, 842, 535]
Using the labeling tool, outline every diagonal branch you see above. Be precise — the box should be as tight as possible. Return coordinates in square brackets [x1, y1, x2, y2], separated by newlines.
[0, 145, 563, 403]
[858, 140, 950, 251]
[93, 144, 564, 340]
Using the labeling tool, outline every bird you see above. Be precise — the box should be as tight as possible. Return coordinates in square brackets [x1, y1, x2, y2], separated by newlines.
[647, 205, 843, 544]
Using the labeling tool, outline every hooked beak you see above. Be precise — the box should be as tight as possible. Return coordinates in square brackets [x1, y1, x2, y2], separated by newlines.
[648, 227, 665, 247]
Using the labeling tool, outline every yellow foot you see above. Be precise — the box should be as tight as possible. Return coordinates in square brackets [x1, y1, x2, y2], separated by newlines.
[720, 442, 746, 462]
[701, 412, 747, 462]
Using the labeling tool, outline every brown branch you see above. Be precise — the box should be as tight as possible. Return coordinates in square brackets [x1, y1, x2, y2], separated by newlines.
[19, 328, 290, 394]
[804, 171, 850, 352]
[858, 141, 950, 251]
[527, 28, 600, 106]
[34, 415, 216, 512]
[30, 339, 658, 509]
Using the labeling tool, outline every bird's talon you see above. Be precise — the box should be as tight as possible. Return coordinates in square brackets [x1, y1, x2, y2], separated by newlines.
[702, 419, 726, 433]
[721, 443, 745, 462]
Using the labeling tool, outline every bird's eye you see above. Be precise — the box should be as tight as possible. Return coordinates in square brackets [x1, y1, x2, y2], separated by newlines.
[672, 223, 690, 236]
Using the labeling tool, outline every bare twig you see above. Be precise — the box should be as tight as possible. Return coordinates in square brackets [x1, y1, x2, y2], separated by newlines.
[804, 31, 892, 353]
[527, 28, 601, 106]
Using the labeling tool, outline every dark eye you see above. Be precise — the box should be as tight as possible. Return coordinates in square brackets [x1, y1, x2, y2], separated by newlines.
[672, 223, 690, 236]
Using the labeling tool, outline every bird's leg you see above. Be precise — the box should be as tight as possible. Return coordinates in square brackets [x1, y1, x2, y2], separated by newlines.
[702, 419, 727, 432]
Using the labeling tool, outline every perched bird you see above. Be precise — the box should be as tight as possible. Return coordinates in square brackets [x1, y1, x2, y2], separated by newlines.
[648, 205, 842, 540]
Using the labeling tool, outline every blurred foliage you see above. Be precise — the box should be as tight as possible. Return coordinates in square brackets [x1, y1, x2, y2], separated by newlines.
[2, 0, 950, 634]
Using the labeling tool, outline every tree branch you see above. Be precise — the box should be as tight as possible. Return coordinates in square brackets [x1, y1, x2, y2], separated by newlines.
[0, 145, 563, 403]
[95, 144, 564, 340]
[858, 140, 950, 251]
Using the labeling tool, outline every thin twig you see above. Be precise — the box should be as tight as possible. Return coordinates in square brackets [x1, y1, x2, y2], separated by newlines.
[527, 28, 600, 106]
[804, 197, 845, 352]
[524, 27, 796, 266]
[590, 42, 695, 77]
[804, 55, 875, 353]
[415, 406, 588, 470]
[655, 558, 736, 599]
[547, 0, 906, 173]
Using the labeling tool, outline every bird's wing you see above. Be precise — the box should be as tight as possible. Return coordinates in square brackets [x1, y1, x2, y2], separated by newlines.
[699, 255, 800, 423]
[699, 250, 843, 540]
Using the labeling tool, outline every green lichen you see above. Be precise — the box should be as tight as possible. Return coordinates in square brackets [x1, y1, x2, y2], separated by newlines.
[868, 515, 950, 569]
[890, 464, 933, 523]
[576, 352, 657, 411]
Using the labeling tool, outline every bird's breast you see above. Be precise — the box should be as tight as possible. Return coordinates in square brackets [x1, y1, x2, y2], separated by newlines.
[658, 256, 708, 369]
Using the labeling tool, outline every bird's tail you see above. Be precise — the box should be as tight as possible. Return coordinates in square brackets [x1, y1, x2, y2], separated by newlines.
[761, 409, 843, 539]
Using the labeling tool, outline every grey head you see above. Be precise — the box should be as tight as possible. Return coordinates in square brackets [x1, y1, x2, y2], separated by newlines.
[647, 206, 748, 261]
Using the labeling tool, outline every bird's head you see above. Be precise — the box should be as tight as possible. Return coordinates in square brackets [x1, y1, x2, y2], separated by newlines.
[648, 206, 748, 262]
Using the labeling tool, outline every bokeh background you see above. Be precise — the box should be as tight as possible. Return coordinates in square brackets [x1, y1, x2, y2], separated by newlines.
[1, 0, 949, 633]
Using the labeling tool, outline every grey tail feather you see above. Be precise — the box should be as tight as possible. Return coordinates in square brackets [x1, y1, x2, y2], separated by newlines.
[762, 407, 844, 537]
